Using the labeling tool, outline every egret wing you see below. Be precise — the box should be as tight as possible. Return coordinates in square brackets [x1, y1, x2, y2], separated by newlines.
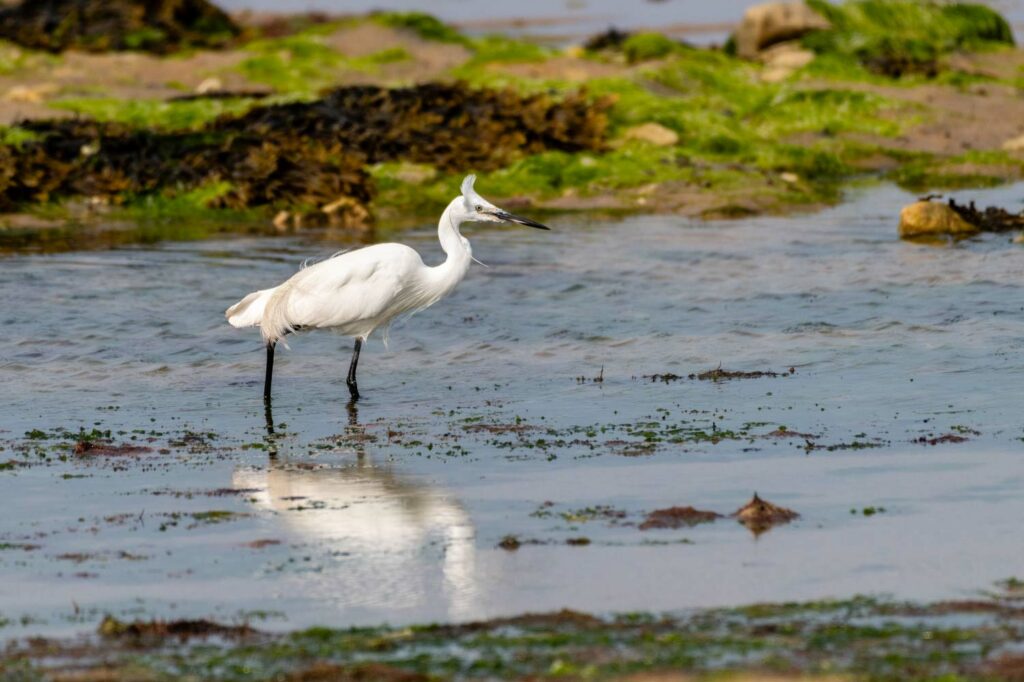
[262, 244, 424, 341]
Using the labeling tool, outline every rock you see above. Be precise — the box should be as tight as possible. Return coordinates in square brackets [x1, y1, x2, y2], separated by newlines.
[758, 41, 816, 82]
[1002, 134, 1024, 152]
[898, 201, 979, 238]
[195, 77, 223, 95]
[388, 162, 438, 185]
[272, 211, 291, 231]
[3, 83, 57, 103]
[734, 2, 831, 60]
[321, 196, 371, 228]
[624, 122, 679, 147]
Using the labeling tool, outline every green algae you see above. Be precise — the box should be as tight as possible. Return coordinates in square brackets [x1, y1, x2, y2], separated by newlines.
[803, 0, 1014, 78]
[235, 35, 355, 94]
[461, 36, 907, 185]
[891, 150, 1024, 191]
[49, 96, 266, 130]
[622, 32, 682, 64]
[112, 181, 263, 224]
[377, 43, 912, 213]
[373, 11, 469, 45]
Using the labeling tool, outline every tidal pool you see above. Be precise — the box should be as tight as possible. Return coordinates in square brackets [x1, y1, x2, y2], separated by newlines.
[1, 183, 1023, 638]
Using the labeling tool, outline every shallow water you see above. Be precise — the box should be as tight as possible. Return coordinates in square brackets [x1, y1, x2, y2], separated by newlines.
[2, 182, 1024, 637]
[219, 0, 1024, 43]
[224, 0, 760, 43]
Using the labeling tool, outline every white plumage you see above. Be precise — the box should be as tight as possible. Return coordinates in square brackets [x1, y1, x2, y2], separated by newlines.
[226, 174, 550, 400]
[229, 243, 454, 345]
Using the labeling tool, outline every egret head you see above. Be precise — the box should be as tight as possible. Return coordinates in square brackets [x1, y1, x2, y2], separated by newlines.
[459, 174, 549, 230]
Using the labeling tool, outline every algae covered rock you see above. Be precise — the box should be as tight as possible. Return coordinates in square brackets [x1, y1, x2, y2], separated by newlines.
[898, 200, 978, 238]
[734, 2, 831, 60]
[0, 0, 241, 54]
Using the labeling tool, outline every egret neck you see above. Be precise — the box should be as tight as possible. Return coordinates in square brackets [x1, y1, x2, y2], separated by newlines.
[431, 197, 473, 293]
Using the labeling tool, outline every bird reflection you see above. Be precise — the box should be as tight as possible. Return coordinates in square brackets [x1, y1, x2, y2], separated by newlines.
[236, 400, 478, 620]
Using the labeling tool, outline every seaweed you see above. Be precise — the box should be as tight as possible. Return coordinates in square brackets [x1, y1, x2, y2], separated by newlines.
[1, 83, 607, 226]
[583, 28, 631, 52]
[947, 197, 1024, 232]
[639, 506, 721, 530]
[17, 597, 1020, 680]
[98, 615, 256, 639]
[213, 84, 608, 172]
[0, 0, 241, 54]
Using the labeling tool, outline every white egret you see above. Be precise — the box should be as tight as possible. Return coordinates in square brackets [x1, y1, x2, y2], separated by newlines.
[226, 174, 549, 400]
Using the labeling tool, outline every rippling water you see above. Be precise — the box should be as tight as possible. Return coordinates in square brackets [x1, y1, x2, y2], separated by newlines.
[1, 182, 1023, 636]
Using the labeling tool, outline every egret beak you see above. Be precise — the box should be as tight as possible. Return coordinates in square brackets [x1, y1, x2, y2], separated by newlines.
[494, 209, 550, 230]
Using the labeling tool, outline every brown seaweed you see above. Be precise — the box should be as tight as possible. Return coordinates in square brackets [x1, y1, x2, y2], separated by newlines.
[5, 83, 608, 227]
[948, 197, 1024, 233]
[0, 0, 241, 54]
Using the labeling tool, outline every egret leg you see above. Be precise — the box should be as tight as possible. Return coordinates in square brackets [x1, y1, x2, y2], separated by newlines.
[264, 342, 276, 401]
[346, 338, 362, 400]
[263, 398, 278, 458]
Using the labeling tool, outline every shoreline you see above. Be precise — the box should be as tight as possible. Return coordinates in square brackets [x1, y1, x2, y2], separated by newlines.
[7, 593, 1024, 680]
[0, 6, 1021, 251]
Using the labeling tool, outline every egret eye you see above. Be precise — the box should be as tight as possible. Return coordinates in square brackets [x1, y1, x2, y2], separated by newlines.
[475, 205, 482, 212]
